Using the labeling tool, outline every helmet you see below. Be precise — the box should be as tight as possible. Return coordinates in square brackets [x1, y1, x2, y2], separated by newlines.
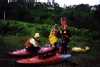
[34, 33, 40, 38]
[60, 17, 68, 30]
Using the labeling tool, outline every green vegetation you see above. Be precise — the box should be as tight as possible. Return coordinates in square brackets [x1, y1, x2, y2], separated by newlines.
[0, 20, 95, 51]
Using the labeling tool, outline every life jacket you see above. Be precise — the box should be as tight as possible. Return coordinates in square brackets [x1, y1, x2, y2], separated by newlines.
[33, 37, 40, 47]
[49, 33, 58, 47]
[61, 30, 71, 45]
[25, 37, 40, 48]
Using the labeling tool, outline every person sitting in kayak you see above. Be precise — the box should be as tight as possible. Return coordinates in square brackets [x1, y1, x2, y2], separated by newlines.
[59, 17, 71, 54]
[25, 33, 41, 54]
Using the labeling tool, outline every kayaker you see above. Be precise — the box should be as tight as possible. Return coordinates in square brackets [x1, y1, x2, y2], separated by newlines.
[60, 17, 71, 54]
[25, 33, 41, 54]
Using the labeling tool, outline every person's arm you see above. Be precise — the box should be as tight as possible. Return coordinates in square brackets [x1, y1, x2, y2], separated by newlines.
[24, 38, 31, 48]
[24, 40, 29, 48]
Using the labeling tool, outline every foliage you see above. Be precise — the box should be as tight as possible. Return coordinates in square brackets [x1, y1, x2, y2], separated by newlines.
[68, 27, 95, 48]
[0, 1, 99, 31]
[0, 20, 95, 48]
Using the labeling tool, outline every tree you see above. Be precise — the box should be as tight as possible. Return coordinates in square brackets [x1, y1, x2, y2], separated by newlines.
[0, 0, 8, 20]
[75, 4, 91, 12]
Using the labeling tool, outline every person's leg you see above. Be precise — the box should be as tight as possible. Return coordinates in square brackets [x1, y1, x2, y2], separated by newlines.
[59, 43, 67, 54]
[31, 47, 40, 54]
[63, 42, 68, 54]
[25, 47, 32, 51]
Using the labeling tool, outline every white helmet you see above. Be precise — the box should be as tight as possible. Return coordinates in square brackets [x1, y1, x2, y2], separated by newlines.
[34, 33, 40, 38]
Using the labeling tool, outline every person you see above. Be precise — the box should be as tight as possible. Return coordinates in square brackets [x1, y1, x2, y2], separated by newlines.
[25, 33, 41, 54]
[48, 24, 60, 48]
[60, 17, 71, 54]
[46, 24, 62, 54]
[60, 17, 68, 30]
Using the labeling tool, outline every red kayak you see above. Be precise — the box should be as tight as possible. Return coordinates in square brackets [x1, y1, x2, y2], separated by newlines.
[16, 53, 71, 65]
[8, 47, 53, 57]
[9, 49, 31, 56]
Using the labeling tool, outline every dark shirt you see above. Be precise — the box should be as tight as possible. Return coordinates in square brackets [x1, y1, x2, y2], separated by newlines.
[61, 30, 71, 44]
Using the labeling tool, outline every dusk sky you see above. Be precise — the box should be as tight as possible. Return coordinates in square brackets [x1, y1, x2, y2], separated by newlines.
[38, 0, 100, 7]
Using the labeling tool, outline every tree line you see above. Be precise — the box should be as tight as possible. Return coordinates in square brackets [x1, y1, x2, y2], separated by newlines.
[0, 0, 100, 31]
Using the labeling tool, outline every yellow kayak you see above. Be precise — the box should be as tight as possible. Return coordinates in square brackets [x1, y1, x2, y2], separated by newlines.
[71, 46, 90, 53]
